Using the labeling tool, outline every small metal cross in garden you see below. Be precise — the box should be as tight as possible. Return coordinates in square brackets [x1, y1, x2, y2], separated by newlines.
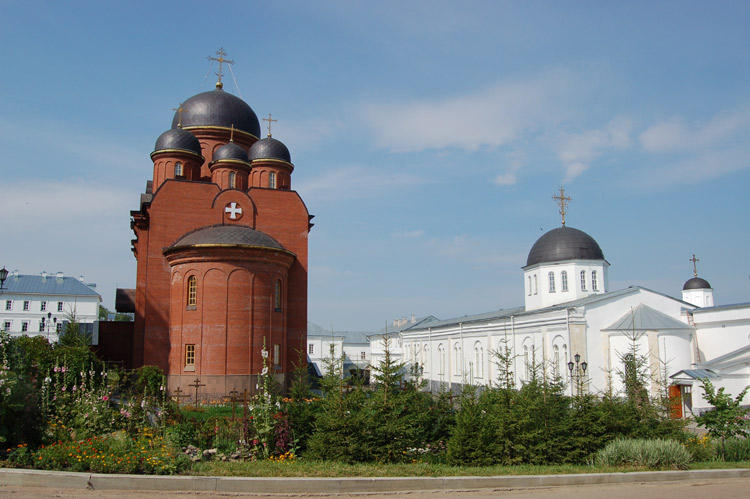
[171, 386, 191, 405]
[228, 389, 240, 419]
[188, 377, 206, 405]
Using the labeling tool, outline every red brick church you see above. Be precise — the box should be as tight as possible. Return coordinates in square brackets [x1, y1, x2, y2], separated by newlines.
[114, 63, 312, 397]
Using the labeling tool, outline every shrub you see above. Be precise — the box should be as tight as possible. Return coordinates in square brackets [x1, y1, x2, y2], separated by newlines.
[720, 437, 750, 462]
[592, 438, 691, 470]
[684, 434, 714, 461]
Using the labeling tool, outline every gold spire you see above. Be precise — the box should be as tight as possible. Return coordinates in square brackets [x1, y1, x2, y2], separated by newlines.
[208, 47, 234, 89]
[172, 103, 184, 128]
[230, 124, 235, 143]
[690, 254, 700, 277]
[552, 186, 572, 226]
[263, 113, 278, 138]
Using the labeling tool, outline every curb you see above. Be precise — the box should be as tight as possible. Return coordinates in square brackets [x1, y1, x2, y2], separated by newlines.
[1, 468, 750, 493]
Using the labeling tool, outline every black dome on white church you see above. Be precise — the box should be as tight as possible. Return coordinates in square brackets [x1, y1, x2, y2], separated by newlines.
[249, 136, 292, 164]
[171, 88, 261, 139]
[683, 277, 711, 290]
[526, 226, 605, 267]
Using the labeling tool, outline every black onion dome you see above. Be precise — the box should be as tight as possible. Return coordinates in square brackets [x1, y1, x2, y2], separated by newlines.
[683, 277, 711, 290]
[172, 89, 261, 139]
[526, 226, 605, 267]
[168, 224, 285, 251]
[212, 142, 249, 163]
[153, 128, 201, 155]
[249, 137, 292, 164]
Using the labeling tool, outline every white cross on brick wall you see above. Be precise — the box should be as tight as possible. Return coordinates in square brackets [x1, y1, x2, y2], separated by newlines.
[225, 202, 242, 220]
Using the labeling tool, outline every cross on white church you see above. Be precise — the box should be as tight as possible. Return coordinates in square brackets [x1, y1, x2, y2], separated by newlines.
[225, 202, 242, 220]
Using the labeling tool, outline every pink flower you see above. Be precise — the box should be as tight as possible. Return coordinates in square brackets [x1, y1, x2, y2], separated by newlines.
[101, 396, 109, 402]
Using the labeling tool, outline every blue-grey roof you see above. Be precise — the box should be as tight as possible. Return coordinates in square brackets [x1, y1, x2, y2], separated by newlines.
[603, 303, 691, 331]
[307, 322, 370, 344]
[691, 302, 750, 313]
[3, 273, 100, 298]
[212, 142, 249, 163]
[166, 224, 286, 251]
[402, 286, 691, 333]
[699, 344, 750, 368]
[669, 369, 718, 380]
[153, 128, 202, 155]
[249, 137, 292, 164]
[683, 276, 711, 290]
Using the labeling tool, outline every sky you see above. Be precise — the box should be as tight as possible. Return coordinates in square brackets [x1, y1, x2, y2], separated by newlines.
[1, 1, 749, 331]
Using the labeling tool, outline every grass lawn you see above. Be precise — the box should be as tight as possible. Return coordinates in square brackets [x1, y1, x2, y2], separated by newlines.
[190, 460, 750, 478]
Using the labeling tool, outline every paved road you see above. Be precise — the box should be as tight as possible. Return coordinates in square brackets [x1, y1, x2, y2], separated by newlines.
[3, 477, 750, 498]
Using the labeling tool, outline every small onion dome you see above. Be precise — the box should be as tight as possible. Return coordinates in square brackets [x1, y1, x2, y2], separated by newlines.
[212, 142, 249, 163]
[152, 128, 201, 156]
[249, 136, 292, 164]
[166, 224, 287, 252]
[172, 88, 261, 139]
[526, 226, 605, 267]
[683, 277, 711, 290]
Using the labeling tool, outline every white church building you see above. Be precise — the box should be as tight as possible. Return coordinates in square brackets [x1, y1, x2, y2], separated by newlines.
[389, 200, 749, 417]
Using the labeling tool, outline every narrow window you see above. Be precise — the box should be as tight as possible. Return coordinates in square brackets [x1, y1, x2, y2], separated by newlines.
[274, 280, 282, 311]
[23, 301, 30, 311]
[580, 270, 587, 291]
[439, 345, 446, 375]
[5, 300, 11, 311]
[274, 344, 281, 365]
[548, 272, 556, 293]
[229, 171, 236, 188]
[527, 276, 532, 296]
[22, 321, 29, 332]
[561, 271, 568, 292]
[308, 343, 314, 355]
[360, 351, 366, 360]
[523, 345, 530, 379]
[40, 301, 47, 312]
[592, 270, 598, 291]
[56, 323, 62, 333]
[185, 344, 195, 366]
[269, 171, 276, 189]
[174, 162, 183, 177]
[39, 320, 45, 332]
[553, 345, 560, 378]
[453, 344, 460, 372]
[533, 274, 538, 295]
[57, 301, 63, 312]
[187, 275, 197, 307]
[3, 321, 11, 331]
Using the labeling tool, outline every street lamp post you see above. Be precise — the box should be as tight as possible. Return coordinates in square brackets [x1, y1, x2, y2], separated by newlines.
[0, 267, 8, 293]
[43, 312, 57, 341]
[567, 353, 588, 397]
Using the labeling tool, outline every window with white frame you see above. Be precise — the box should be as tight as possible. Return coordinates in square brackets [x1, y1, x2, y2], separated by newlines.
[580, 270, 587, 291]
[553, 345, 560, 378]
[438, 344, 445, 375]
[592, 270, 598, 291]
[57, 301, 63, 312]
[40, 301, 47, 312]
[528, 276, 532, 296]
[523, 345, 530, 379]
[175, 162, 183, 177]
[229, 171, 236, 188]
[548, 272, 556, 293]
[360, 351, 366, 360]
[5, 300, 11, 311]
[56, 323, 62, 333]
[3, 321, 11, 331]
[453, 343, 460, 373]
[269, 171, 277, 189]
[474, 343, 484, 378]
[39, 320, 45, 332]
[22, 321, 29, 332]
[533, 274, 538, 295]
[561, 271, 568, 292]
[23, 301, 30, 311]
[308, 344, 314, 355]
[274, 344, 281, 366]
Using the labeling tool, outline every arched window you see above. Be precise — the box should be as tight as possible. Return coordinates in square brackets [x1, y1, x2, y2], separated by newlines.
[523, 345, 530, 379]
[474, 342, 484, 378]
[438, 344, 446, 375]
[528, 276, 532, 296]
[592, 270, 598, 291]
[580, 270, 587, 291]
[561, 271, 568, 292]
[274, 280, 282, 311]
[548, 272, 556, 293]
[187, 275, 197, 307]
[453, 343, 460, 373]
[422, 343, 428, 370]
[174, 162, 183, 177]
[553, 345, 560, 378]
[533, 274, 538, 295]
[269, 171, 276, 189]
[229, 171, 236, 188]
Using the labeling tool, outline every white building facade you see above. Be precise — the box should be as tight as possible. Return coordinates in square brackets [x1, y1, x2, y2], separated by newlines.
[0, 270, 101, 343]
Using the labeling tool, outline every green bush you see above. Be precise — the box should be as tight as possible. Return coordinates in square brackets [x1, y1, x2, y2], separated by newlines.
[592, 438, 691, 470]
[719, 437, 750, 462]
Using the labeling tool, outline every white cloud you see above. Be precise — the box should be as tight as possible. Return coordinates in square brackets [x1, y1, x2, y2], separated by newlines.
[295, 165, 425, 204]
[361, 70, 576, 153]
[391, 229, 424, 239]
[494, 172, 518, 186]
[639, 109, 750, 153]
[556, 117, 633, 182]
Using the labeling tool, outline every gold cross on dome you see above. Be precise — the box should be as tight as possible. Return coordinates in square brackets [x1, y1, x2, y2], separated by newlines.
[208, 47, 235, 89]
[690, 254, 700, 277]
[263, 113, 278, 137]
[552, 187, 572, 226]
[172, 103, 184, 128]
